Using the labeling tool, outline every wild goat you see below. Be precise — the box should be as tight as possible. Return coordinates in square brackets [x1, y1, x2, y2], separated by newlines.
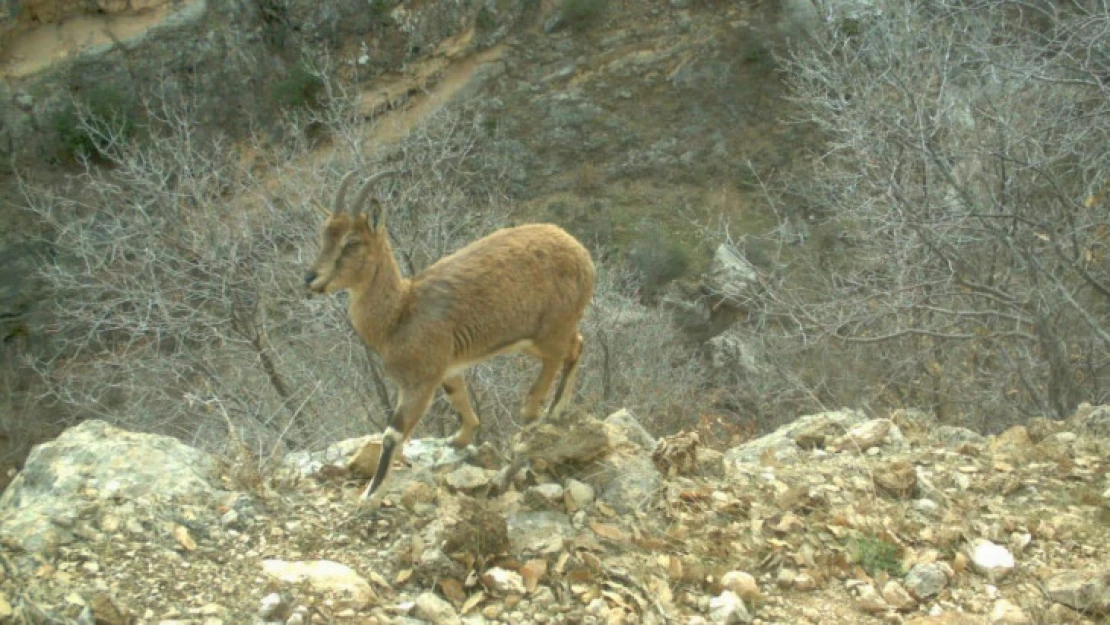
[305, 171, 596, 501]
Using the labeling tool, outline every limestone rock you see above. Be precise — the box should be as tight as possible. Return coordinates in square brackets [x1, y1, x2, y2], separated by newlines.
[414, 591, 461, 625]
[855, 583, 888, 614]
[604, 408, 656, 452]
[724, 409, 868, 469]
[968, 539, 1015, 580]
[1044, 569, 1110, 615]
[482, 567, 526, 596]
[443, 465, 498, 492]
[829, 418, 892, 453]
[720, 571, 760, 602]
[261, 560, 374, 608]
[0, 420, 228, 556]
[933, 426, 986, 449]
[988, 599, 1031, 624]
[596, 451, 661, 514]
[874, 459, 917, 498]
[708, 590, 753, 623]
[1069, 403, 1110, 437]
[507, 511, 574, 555]
[563, 479, 596, 511]
[882, 580, 917, 611]
[652, 430, 700, 477]
[989, 426, 1033, 457]
[527, 481, 563, 504]
[904, 563, 949, 600]
[705, 243, 759, 305]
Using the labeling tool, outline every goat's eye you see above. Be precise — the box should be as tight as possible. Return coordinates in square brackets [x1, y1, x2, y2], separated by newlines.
[342, 237, 361, 250]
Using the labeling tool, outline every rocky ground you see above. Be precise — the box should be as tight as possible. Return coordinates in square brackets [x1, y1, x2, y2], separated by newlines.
[2, 404, 1109, 624]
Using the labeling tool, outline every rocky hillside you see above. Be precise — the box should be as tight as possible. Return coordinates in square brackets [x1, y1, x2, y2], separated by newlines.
[1, 0, 806, 341]
[2, 405, 1109, 624]
[0, 0, 808, 483]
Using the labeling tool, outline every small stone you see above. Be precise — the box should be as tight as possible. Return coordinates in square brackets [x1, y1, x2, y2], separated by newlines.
[414, 592, 461, 625]
[708, 590, 752, 623]
[988, 599, 1031, 624]
[776, 568, 797, 588]
[1043, 569, 1110, 615]
[258, 593, 291, 621]
[856, 584, 888, 614]
[989, 426, 1033, 457]
[794, 572, 817, 591]
[14, 93, 34, 110]
[882, 581, 917, 611]
[220, 510, 239, 528]
[443, 465, 496, 491]
[100, 514, 121, 533]
[914, 499, 939, 515]
[1009, 532, 1031, 554]
[904, 563, 948, 600]
[720, 571, 760, 602]
[532, 586, 557, 606]
[968, 540, 1015, 580]
[482, 567, 526, 595]
[173, 524, 197, 551]
[874, 460, 917, 498]
[285, 606, 309, 625]
[526, 483, 565, 509]
[90, 594, 129, 625]
[564, 479, 596, 510]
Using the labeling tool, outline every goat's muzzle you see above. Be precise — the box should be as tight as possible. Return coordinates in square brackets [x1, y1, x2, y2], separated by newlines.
[304, 270, 325, 296]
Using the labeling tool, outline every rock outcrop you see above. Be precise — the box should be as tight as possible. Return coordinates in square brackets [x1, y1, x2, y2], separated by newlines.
[2, 406, 1108, 624]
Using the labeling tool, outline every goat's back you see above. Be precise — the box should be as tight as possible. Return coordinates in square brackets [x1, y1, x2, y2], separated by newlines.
[404, 224, 594, 351]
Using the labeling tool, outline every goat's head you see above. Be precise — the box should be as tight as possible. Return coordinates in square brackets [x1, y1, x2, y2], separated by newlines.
[304, 170, 396, 295]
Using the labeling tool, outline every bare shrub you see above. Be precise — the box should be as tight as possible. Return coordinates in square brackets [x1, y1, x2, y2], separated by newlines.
[21, 82, 520, 457]
[21, 68, 721, 462]
[577, 264, 710, 435]
[753, 0, 1110, 429]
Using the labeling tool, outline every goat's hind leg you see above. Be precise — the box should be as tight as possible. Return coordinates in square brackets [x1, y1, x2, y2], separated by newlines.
[546, 331, 583, 421]
[520, 355, 562, 425]
[442, 374, 479, 448]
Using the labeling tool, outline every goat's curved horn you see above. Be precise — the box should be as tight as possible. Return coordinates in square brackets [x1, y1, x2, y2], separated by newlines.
[351, 170, 399, 221]
[332, 171, 360, 214]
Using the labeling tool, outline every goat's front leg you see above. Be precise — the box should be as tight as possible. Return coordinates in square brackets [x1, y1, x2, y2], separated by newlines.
[361, 383, 437, 501]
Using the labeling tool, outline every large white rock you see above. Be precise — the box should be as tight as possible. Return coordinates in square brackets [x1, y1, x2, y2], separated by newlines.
[969, 539, 1016, 580]
[0, 420, 230, 556]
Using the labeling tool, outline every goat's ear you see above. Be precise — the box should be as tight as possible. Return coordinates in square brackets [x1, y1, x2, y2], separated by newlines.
[313, 202, 331, 218]
[367, 198, 388, 231]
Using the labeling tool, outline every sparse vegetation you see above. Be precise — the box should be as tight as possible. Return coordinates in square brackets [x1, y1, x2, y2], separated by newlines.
[747, 0, 1110, 430]
[51, 85, 137, 162]
[851, 534, 903, 578]
[269, 62, 325, 110]
[560, 0, 607, 32]
[627, 225, 692, 302]
[475, 5, 497, 33]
